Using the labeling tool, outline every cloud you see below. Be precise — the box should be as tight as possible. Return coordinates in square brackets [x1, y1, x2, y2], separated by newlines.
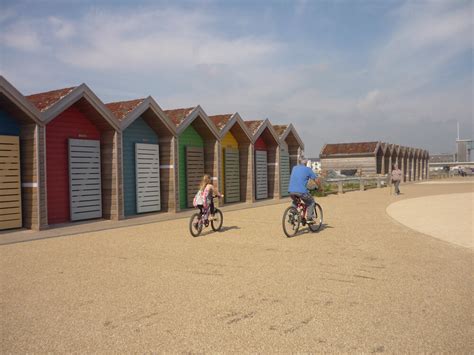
[0, 21, 42, 51]
[0, 1, 471, 156]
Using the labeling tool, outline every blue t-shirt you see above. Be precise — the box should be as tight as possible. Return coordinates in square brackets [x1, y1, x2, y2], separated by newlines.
[288, 165, 317, 194]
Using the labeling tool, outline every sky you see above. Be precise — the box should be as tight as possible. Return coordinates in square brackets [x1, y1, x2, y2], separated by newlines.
[0, 0, 472, 156]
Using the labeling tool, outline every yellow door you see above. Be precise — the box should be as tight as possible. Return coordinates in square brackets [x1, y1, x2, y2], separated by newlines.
[0, 135, 22, 230]
[221, 131, 238, 196]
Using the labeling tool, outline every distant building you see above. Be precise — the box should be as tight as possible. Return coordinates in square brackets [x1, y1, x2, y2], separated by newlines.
[430, 153, 455, 163]
[320, 141, 429, 182]
[456, 139, 473, 162]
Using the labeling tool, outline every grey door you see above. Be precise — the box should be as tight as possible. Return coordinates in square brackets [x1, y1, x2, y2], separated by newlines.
[224, 148, 240, 203]
[255, 150, 268, 199]
[68, 139, 102, 221]
[136, 143, 161, 213]
[186, 146, 204, 208]
[280, 150, 290, 197]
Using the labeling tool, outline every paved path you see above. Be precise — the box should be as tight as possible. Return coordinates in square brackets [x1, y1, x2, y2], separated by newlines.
[387, 192, 473, 248]
[1, 180, 473, 353]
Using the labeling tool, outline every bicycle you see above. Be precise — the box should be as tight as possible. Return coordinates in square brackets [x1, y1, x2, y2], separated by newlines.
[282, 195, 323, 237]
[189, 196, 223, 237]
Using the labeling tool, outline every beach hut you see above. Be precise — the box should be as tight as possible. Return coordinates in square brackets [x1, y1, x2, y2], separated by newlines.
[209, 113, 253, 204]
[245, 119, 280, 200]
[273, 124, 305, 197]
[164, 106, 219, 210]
[106, 97, 177, 217]
[0, 76, 46, 230]
[27, 84, 121, 225]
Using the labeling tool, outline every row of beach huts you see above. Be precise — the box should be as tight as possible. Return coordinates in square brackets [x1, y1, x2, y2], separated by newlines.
[0, 76, 304, 231]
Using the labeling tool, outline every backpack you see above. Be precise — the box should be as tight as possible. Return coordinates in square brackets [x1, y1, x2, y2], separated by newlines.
[193, 189, 204, 207]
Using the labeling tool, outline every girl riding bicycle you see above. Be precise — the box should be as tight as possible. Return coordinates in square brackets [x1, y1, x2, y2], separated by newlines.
[193, 175, 223, 220]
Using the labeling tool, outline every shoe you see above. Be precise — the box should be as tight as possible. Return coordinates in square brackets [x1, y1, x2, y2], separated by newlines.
[208, 216, 215, 221]
[306, 218, 316, 224]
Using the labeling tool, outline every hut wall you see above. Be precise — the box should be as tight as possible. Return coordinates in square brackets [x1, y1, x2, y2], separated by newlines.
[178, 125, 204, 210]
[221, 131, 239, 202]
[45, 106, 101, 224]
[220, 132, 238, 194]
[122, 117, 159, 216]
[0, 109, 42, 230]
[321, 156, 376, 176]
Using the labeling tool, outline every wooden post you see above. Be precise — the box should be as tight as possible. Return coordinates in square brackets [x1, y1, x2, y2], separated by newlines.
[360, 178, 365, 191]
[377, 177, 381, 188]
[338, 181, 343, 194]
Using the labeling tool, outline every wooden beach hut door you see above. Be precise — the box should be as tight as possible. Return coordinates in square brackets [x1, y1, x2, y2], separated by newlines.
[224, 148, 240, 203]
[135, 143, 161, 213]
[68, 139, 102, 221]
[0, 135, 22, 230]
[186, 146, 204, 208]
[255, 150, 268, 199]
[280, 150, 291, 197]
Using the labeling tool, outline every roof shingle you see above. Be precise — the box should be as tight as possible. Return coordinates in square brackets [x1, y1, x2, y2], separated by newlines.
[26, 87, 76, 112]
[209, 114, 233, 131]
[321, 142, 379, 156]
[273, 124, 288, 138]
[164, 107, 196, 127]
[106, 98, 145, 120]
[244, 120, 264, 135]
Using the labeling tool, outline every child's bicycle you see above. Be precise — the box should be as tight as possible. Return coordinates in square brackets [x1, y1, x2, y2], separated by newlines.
[282, 195, 323, 237]
[189, 196, 223, 237]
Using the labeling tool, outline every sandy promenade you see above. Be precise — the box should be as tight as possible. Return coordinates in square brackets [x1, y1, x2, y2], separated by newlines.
[1, 180, 473, 353]
[387, 192, 473, 248]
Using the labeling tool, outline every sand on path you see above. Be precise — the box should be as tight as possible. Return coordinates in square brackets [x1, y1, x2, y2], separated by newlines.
[387, 192, 473, 248]
[1, 181, 472, 353]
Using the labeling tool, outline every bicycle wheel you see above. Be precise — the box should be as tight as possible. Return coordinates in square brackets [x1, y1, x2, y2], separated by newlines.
[282, 206, 301, 238]
[211, 209, 223, 231]
[308, 203, 323, 232]
[189, 213, 203, 237]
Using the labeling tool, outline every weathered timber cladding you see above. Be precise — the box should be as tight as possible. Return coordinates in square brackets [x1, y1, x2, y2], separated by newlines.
[178, 125, 204, 210]
[186, 146, 204, 208]
[0, 135, 22, 230]
[321, 156, 377, 175]
[221, 131, 240, 203]
[122, 118, 159, 216]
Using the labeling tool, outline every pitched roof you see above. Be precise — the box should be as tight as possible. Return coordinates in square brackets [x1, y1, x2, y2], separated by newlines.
[209, 114, 233, 131]
[273, 124, 288, 138]
[244, 120, 264, 135]
[164, 107, 196, 127]
[26, 87, 76, 112]
[106, 98, 145, 120]
[321, 142, 379, 156]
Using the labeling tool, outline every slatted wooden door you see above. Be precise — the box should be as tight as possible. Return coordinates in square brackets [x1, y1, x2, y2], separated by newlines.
[68, 139, 102, 221]
[135, 143, 161, 213]
[280, 150, 290, 197]
[255, 150, 268, 200]
[224, 148, 240, 203]
[186, 146, 204, 208]
[0, 135, 22, 230]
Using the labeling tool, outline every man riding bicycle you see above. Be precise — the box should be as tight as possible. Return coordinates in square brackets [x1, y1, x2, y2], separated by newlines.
[288, 157, 320, 223]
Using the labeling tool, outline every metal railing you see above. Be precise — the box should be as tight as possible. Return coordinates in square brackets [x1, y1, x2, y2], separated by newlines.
[316, 175, 388, 195]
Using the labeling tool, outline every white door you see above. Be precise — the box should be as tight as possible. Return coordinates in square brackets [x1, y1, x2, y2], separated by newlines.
[280, 150, 290, 197]
[255, 150, 268, 199]
[0, 135, 22, 230]
[135, 143, 161, 213]
[68, 139, 102, 221]
[224, 148, 240, 203]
